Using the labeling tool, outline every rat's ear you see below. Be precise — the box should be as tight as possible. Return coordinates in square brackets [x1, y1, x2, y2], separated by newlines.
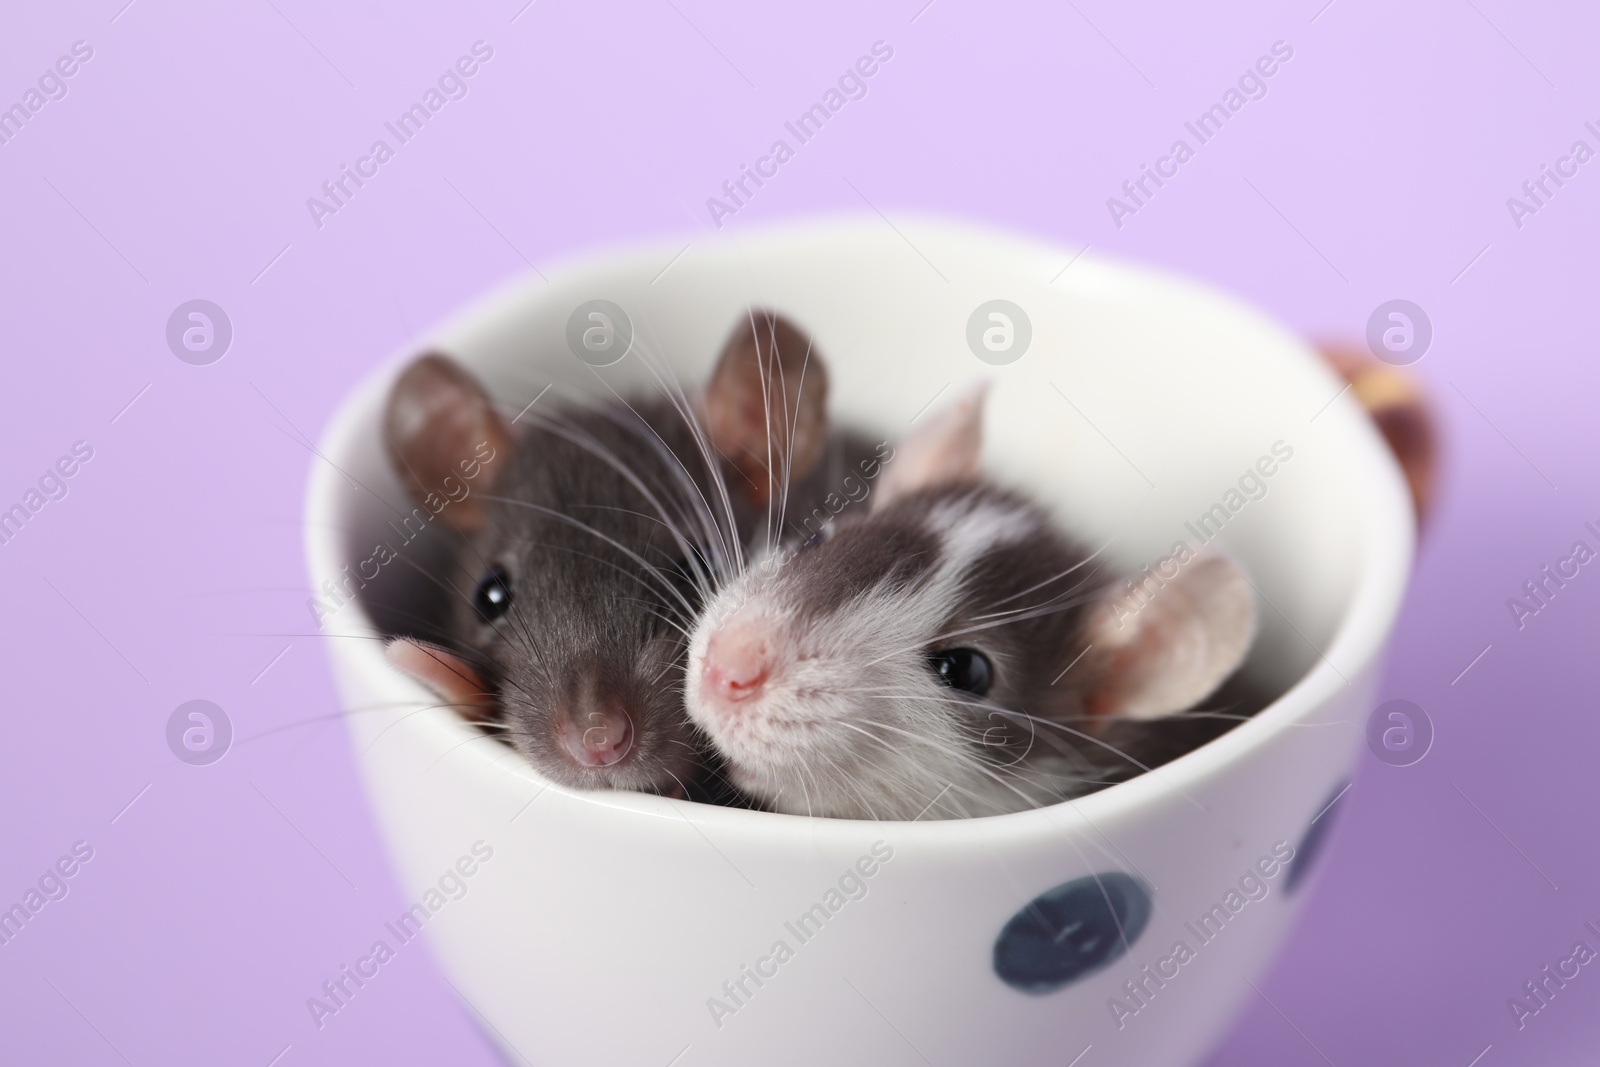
[702, 310, 829, 507]
[385, 638, 494, 718]
[384, 353, 512, 534]
[1082, 551, 1256, 722]
[873, 382, 988, 511]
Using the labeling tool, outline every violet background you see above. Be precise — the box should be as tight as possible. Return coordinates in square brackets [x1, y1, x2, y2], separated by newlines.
[1, 0, 1595, 1063]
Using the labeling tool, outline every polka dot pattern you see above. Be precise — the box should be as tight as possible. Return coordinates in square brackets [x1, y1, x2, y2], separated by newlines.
[993, 872, 1152, 994]
[1286, 781, 1349, 895]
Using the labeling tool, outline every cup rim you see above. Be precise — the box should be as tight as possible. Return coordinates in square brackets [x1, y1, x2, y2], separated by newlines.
[306, 213, 1414, 844]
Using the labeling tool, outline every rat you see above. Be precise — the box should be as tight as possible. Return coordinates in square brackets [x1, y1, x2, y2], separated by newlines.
[683, 386, 1259, 820]
[380, 310, 875, 802]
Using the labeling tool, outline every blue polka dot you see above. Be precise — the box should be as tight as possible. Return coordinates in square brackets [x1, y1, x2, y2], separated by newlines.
[992, 872, 1152, 994]
[1285, 782, 1349, 895]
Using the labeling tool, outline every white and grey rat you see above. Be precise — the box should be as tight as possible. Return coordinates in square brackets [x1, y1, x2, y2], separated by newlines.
[684, 386, 1258, 820]
[381, 311, 874, 802]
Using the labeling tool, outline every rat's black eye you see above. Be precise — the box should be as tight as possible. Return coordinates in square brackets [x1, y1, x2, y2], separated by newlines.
[474, 565, 514, 621]
[926, 648, 993, 696]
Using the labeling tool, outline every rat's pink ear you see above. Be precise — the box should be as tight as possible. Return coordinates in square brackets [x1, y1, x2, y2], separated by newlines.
[384, 638, 494, 718]
[702, 310, 829, 508]
[1081, 551, 1256, 722]
[873, 382, 988, 511]
[384, 353, 513, 535]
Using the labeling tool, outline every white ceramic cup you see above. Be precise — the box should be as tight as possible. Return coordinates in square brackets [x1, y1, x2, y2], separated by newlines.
[306, 217, 1412, 1066]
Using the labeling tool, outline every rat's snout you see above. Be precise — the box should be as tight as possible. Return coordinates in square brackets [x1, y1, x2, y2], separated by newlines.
[701, 609, 777, 705]
[557, 697, 635, 768]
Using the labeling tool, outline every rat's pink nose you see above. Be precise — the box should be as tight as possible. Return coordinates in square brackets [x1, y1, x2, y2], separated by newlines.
[702, 613, 774, 703]
[559, 703, 634, 768]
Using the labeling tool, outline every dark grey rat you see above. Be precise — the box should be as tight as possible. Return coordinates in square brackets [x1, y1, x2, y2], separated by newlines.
[684, 386, 1259, 820]
[382, 311, 875, 801]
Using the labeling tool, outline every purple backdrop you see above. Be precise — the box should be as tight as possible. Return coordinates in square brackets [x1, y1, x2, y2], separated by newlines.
[2, 1, 1595, 1063]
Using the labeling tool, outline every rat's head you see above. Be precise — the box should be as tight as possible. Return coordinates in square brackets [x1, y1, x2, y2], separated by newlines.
[380, 310, 833, 797]
[685, 387, 1258, 819]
